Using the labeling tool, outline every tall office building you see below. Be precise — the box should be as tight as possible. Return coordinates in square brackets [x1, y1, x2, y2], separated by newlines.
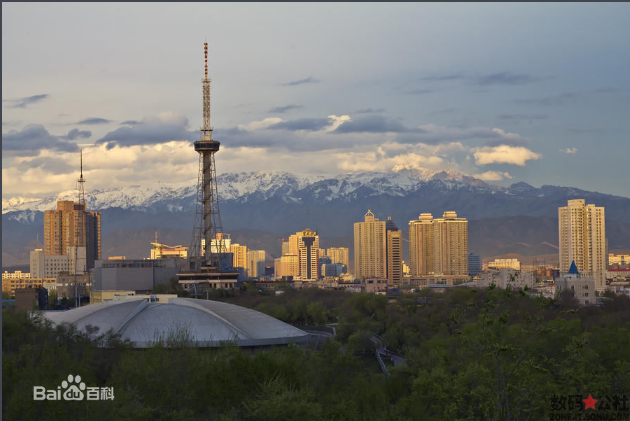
[231, 243, 248, 271]
[298, 229, 319, 281]
[409, 213, 435, 276]
[354, 210, 386, 279]
[327, 247, 349, 268]
[44, 201, 101, 271]
[434, 211, 468, 276]
[246, 250, 266, 278]
[409, 211, 468, 276]
[386, 216, 402, 286]
[558, 199, 606, 290]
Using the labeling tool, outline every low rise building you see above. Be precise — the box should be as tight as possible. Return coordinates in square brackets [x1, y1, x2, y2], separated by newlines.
[2, 271, 30, 280]
[554, 261, 596, 306]
[487, 258, 521, 271]
[478, 269, 535, 290]
[362, 277, 388, 294]
[2, 277, 55, 297]
[93, 258, 179, 294]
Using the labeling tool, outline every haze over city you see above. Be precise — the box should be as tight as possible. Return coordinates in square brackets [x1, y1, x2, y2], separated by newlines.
[3, 2, 629, 199]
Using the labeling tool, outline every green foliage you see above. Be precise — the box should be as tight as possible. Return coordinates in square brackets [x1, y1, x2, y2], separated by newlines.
[4, 289, 630, 420]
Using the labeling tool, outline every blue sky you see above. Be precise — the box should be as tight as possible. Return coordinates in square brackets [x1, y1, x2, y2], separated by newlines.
[2, 3, 629, 198]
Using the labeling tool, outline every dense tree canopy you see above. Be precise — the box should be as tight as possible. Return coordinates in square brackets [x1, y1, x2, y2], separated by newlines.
[3, 286, 630, 420]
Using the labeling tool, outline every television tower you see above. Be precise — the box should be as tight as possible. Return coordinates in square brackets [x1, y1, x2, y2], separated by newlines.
[190, 42, 225, 270]
[77, 149, 86, 204]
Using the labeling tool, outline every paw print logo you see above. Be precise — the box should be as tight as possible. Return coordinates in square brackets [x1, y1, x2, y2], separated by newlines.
[61, 374, 86, 401]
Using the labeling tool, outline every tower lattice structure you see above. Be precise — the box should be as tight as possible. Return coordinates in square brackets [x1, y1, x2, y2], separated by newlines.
[190, 42, 225, 270]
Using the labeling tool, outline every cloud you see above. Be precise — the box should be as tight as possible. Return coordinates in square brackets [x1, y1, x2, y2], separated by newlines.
[2, 124, 80, 157]
[334, 115, 412, 133]
[497, 114, 548, 121]
[403, 88, 435, 95]
[268, 118, 331, 131]
[513, 92, 578, 106]
[397, 124, 528, 146]
[418, 72, 546, 86]
[355, 108, 385, 114]
[121, 120, 142, 125]
[473, 145, 542, 166]
[559, 148, 578, 154]
[474, 72, 544, 86]
[61, 128, 92, 140]
[280, 76, 320, 86]
[3, 94, 49, 109]
[77, 117, 113, 125]
[473, 171, 513, 181]
[95, 112, 196, 149]
[592, 87, 619, 93]
[430, 108, 457, 116]
[418, 74, 464, 82]
[267, 104, 302, 113]
[566, 127, 605, 134]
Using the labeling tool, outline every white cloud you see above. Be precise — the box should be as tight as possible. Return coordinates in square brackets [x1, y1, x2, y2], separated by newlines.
[237, 118, 284, 131]
[473, 171, 513, 181]
[559, 147, 578, 154]
[472, 145, 542, 166]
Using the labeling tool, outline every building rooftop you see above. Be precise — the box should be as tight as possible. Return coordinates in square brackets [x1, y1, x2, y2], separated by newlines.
[42, 297, 309, 348]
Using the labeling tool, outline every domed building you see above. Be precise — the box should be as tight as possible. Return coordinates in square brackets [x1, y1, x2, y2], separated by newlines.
[43, 297, 310, 348]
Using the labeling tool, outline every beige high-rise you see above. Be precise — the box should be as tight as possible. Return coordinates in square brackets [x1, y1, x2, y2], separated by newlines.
[409, 213, 435, 276]
[246, 250, 266, 278]
[231, 243, 248, 271]
[434, 211, 468, 276]
[558, 199, 606, 290]
[409, 211, 468, 276]
[275, 254, 299, 278]
[386, 217, 402, 286]
[44, 201, 101, 270]
[354, 210, 386, 279]
[327, 247, 349, 268]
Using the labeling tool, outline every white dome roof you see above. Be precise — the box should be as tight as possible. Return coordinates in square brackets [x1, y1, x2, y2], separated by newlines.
[43, 297, 309, 348]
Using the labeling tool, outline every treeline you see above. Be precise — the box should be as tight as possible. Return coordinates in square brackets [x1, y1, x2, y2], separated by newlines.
[3, 287, 630, 420]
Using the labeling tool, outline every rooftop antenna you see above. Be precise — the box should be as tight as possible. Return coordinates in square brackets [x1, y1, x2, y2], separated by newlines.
[77, 149, 86, 204]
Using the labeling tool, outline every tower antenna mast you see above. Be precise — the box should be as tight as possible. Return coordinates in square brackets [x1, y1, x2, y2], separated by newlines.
[190, 41, 225, 271]
[77, 149, 86, 204]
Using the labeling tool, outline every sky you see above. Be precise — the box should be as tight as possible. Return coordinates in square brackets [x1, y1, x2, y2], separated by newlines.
[3, 3, 630, 199]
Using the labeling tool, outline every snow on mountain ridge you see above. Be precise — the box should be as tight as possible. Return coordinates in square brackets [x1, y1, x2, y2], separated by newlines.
[2, 169, 489, 214]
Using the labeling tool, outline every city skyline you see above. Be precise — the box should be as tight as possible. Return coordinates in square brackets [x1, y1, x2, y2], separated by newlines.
[3, 3, 630, 199]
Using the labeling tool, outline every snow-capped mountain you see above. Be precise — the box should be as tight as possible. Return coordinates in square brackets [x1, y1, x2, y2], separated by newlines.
[2, 169, 497, 215]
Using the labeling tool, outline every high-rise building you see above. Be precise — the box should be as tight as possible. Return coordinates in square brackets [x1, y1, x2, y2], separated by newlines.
[246, 250, 266, 279]
[327, 247, 349, 268]
[558, 199, 606, 290]
[281, 241, 291, 256]
[298, 229, 319, 281]
[468, 253, 482, 276]
[44, 201, 101, 271]
[274, 254, 299, 278]
[409, 211, 468, 276]
[408, 213, 435, 276]
[434, 211, 468, 276]
[354, 210, 386, 279]
[386, 216, 402, 286]
[231, 243, 248, 271]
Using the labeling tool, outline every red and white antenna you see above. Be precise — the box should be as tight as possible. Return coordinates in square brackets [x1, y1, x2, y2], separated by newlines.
[204, 42, 208, 80]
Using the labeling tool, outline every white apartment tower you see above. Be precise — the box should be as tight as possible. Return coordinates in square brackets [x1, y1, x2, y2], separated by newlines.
[559, 199, 606, 290]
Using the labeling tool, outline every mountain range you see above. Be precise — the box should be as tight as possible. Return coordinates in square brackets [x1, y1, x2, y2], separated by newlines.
[3, 168, 629, 267]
